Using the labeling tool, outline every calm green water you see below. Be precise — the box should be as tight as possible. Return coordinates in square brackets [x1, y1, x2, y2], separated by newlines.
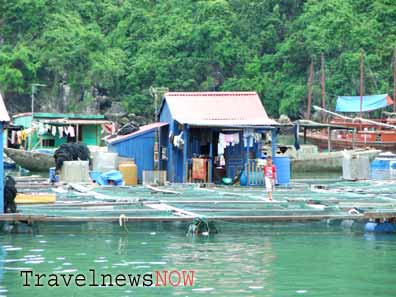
[0, 222, 395, 297]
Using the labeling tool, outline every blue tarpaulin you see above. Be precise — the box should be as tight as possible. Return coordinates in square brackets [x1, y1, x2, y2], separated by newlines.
[96, 170, 124, 186]
[335, 94, 393, 112]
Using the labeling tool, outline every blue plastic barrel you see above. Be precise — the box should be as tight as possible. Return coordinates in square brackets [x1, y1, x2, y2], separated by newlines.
[365, 222, 396, 233]
[240, 171, 248, 186]
[370, 159, 390, 170]
[49, 167, 59, 183]
[273, 156, 291, 186]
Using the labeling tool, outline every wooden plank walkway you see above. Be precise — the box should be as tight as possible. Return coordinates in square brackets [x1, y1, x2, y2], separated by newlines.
[0, 214, 367, 223]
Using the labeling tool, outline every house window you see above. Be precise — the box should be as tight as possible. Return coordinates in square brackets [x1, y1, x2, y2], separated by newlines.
[42, 139, 55, 147]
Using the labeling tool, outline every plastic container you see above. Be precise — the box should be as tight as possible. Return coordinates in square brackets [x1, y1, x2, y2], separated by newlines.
[240, 171, 248, 186]
[118, 162, 138, 186]
[49, 167, 59, 183]
[273, 156, 291, 185]
[60, 161, 90, 183]
[93, 152, 118, 172]
[97, 170, 124, 186]
[365, 222, 396, 233]
[89, 171, 102, 183]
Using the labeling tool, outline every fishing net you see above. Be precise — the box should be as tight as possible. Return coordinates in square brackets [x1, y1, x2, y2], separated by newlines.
[4, 176, 17, 213]
[54, 143, 91, 171]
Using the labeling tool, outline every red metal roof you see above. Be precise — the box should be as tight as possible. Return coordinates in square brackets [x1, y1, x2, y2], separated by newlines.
[163, 92, 278, 126]
[106, 122, 168, 144]
[0, 93, 10, 122]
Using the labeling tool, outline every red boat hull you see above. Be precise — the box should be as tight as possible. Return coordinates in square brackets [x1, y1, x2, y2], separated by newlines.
[305, 133, 396, 151]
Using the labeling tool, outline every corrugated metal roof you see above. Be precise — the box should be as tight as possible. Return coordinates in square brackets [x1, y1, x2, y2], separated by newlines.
[13, 112, 105, 120]
[106, 122, 168, 145]
[0, 93, 10, 122]
[162, 92, 278, 126]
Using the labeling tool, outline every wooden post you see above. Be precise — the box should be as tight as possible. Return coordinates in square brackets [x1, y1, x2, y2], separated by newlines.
[327, 127, 332, 152]
[307, 60, 314, 120]
[393, 47, 396, 112]
[182, 125, 189, 183]
[209, 129, 213, 183]
[321, 53, 326, 122]
[271, 128, 277, 156]
[303, 128, 307, 144]
[76, 124, 80, 142]
[352, 128, 356, 150]
[360, 49, 364, 118]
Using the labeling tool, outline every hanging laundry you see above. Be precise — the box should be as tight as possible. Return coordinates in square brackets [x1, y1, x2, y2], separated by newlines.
[16, 131, 22, 145]
[223, 133, 239, 145]
[11, 131, 16, 144]
[38, 122, 46, 135]
[253, 133, 262, 142]
[68, 126, 75, 137]
[173, 131, 184, 149]
[20, 130, 28, 141]
[218, 142, 225, 155]
[51, 126, 57, 136]
[243, 128, 255, 148]
[219, 155, 226, 166]
[218, 132, 239, 153]
[58, 126, 64, 138]
[192, 158, 207, 180]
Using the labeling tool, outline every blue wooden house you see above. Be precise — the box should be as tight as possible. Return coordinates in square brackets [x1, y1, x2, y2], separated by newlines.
[108, 92, 285, 184]
[158, 92, 280, 183]
[0, 94, 11, 213]
[107, 122, 167, 181]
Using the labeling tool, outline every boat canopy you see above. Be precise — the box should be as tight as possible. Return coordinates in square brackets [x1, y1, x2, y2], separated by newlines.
[335, 94, 393, 112]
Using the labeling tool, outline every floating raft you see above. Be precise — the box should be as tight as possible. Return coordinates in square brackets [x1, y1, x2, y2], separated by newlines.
[2, 180, 396, 226]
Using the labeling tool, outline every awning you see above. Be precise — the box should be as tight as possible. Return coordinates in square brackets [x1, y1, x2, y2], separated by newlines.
[335, 94, 393, 112]
[38, 119, 113, 125]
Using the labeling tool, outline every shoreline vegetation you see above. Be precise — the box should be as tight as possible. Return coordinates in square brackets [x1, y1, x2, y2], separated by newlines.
[1, 0, 395, 120]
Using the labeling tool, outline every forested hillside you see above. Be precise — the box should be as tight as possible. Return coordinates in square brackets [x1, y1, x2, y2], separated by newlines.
[1, 0, 396, 120]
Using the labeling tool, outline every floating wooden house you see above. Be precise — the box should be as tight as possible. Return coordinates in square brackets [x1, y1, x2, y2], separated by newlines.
[107, 122, 168, 182]
[11, 112, 112, 150]
[0, 93, 11, 213]
[108, 92, 283, 184]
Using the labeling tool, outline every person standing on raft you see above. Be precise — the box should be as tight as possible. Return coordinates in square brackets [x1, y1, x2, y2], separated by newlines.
[263, 156, 276, 201]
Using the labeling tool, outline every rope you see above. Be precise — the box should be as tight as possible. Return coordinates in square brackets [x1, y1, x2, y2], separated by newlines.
[118, 214, 129, 232]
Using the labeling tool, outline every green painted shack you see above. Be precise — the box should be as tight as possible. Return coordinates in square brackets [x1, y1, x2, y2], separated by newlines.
[12, 112, 112, 150]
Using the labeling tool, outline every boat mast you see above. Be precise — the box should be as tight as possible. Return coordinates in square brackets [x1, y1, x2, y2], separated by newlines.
[321, 53, 326, 122]
[360, 49, 364, 118]
[393, 47, 396, 112]
[307, 60, 313, 120]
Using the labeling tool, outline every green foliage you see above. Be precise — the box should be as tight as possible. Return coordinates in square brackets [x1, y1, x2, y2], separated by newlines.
[1, 0, 396, 119]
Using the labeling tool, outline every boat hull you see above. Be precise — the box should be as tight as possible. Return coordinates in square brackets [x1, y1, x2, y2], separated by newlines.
[304, 133, 396, 151]
[4, 148, 54, 171]
[291, 149, 381, 172]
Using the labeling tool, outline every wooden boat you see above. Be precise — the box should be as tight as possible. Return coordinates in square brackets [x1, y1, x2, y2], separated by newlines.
[4, 154, 16, 169]
[303, 50, 396, 152]
[304, 129, 396, 151]
[4, 147, 54, 171]
[277, 145, 380, 172]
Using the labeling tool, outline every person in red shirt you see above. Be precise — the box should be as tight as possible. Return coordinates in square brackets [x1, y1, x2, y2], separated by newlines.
[263, 156, 276, 201]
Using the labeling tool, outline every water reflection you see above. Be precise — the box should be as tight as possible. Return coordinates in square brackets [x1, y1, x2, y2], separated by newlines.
[0, 225, 395, 297]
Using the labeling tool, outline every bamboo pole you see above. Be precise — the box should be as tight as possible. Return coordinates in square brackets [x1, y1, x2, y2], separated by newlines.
[313, 105, 396, 129]
[360, 49, 364, 118]
[307, 60, 314, 120]
[394, 47, 396, 112]
[321, 53, 326, 122]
